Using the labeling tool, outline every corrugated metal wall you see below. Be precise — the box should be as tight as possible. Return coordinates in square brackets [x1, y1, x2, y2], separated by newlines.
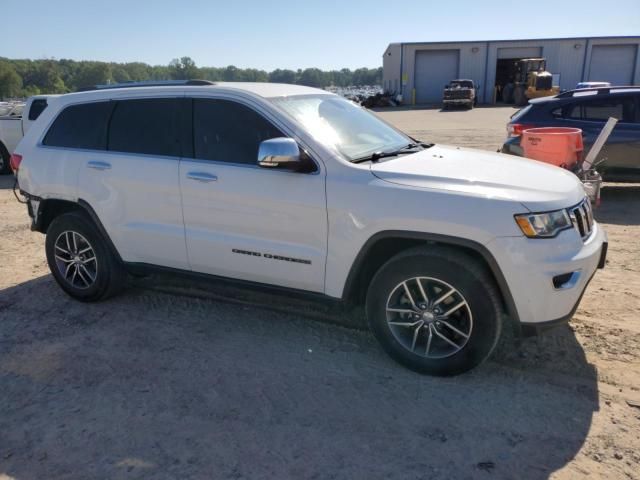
[400, 42, 487, 104]
[387, 37, 640, 105]
[382, 44, 402, 94]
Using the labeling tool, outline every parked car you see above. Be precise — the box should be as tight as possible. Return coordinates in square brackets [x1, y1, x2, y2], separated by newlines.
[503, 87, 640, 181]
[13, 81, 607, 376]
[0, 96, 53, 174]
[442, 79, 476, 109]
[0, 102, 25, 117]
[576, 81, 611, 89]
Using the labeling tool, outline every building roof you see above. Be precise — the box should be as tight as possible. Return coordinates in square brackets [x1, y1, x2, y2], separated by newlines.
[386, 35, 640, 48]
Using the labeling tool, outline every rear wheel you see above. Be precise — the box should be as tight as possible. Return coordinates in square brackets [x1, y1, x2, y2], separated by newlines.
[45, 212, 126, 301]
[366, 247, 503, 376]
[0, 143, 10, 174]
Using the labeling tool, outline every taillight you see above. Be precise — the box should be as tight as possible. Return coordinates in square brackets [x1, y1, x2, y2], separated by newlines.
[507, 124, 534, 137]
[9, 153, 22, 172]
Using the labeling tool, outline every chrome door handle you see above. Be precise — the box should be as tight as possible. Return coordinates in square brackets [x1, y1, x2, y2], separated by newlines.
[186, 172, 218, 183]
[87, 160, 111, 170]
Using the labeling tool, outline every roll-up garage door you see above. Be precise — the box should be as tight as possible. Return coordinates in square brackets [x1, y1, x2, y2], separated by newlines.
[497, 47, 542, 59]
[414, 50, 459, 104]
[589, 44, 637, 85]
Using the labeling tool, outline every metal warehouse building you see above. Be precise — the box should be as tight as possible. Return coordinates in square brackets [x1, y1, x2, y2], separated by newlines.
[382, 36, 640, 105]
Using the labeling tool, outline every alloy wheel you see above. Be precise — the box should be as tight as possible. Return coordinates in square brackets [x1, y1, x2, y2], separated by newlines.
[385, 276, 473, 359]
[53, 231, 98, 289]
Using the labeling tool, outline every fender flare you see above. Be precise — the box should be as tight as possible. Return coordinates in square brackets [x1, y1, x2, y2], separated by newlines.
[341, 230, 520, 324]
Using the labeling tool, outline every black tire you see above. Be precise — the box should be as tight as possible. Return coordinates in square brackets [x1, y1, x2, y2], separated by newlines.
[502, 84, 513, 104]
[366, 246, 503, 376]
[45, 211, 126, 302]
[0, 143, 10, 175]
[513, 86, 527, 106]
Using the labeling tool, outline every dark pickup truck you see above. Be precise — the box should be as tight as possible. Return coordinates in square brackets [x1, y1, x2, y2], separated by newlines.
[443, 79, 476, 110]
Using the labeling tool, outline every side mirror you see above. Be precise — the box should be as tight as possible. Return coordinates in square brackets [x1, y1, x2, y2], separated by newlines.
[258, 137, 301, 169]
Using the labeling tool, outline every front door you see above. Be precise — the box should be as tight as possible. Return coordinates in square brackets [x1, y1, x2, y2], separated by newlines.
[179, 98, 327, 293]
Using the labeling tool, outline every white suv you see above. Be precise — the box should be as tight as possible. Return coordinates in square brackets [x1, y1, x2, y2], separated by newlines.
[13, 81, 607, 375]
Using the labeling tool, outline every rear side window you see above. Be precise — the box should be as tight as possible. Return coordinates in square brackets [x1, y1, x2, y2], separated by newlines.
[43, 102, 112, 150]
[193, 99, 283, 164]
[565, 96, 636, 122]
[108, 99, 181, 157]
[28, 99, 48, 121]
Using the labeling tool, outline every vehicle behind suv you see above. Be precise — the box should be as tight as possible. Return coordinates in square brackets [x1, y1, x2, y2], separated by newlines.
[503, 87, 640, 181]
[0, 95, 52, 174]
[442, 80, 476, 109]
[14, 81, 607, 376]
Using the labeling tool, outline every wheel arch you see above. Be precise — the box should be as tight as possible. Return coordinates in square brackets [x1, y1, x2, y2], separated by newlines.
[341, 231, 520, 323]
[34, 197, 123, 263]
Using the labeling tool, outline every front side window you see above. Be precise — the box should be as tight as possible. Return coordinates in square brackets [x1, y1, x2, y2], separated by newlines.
[193, 99, 283, 164]
[43, 101, 112, 150]
[108, 98, 181, 157]
[270, 94, 410, 162]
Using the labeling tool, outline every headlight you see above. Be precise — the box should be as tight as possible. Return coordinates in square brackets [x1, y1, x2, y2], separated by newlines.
[514, 209, 572, 238]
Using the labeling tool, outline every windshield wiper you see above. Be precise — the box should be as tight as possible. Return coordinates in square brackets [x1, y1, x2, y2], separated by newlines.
[351, 143, 425, 164]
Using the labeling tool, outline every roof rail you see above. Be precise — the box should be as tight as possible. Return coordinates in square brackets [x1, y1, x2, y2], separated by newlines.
[76, 79, 215, 92]
[556, 85, 640, 98]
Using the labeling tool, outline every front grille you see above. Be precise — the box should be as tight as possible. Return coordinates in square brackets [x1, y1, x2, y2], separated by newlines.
[568, 198, 594, 240]
[445, 90, 471, 100]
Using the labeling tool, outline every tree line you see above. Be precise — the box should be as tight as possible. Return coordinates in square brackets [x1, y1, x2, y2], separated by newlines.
[0, 56, 382, 98]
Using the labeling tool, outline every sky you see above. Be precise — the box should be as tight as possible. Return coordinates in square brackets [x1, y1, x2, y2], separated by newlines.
[2, 0, 639, 71]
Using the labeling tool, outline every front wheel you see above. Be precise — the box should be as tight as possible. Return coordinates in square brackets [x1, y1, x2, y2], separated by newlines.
[366, 247, 503, 376]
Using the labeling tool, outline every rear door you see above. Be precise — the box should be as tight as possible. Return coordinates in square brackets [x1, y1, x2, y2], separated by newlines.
[76, 96, 189, 269]
[179, 97, 327, 292]
[556, 95, 640, 171]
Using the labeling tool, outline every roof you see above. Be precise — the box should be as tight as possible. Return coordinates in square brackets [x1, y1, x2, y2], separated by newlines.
[53, 82, 330, 106]
[387, 35, 640, 48]
[205, 82, 327, 98]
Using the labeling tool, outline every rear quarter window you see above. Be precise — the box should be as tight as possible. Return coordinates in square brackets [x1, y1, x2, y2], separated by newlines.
[43, 102, 113, 150]
[564, 96, 635, 122]
[28, 99, 48, 121]
[510, 105, 532, 122]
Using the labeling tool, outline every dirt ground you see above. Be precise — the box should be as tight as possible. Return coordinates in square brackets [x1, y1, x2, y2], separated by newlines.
[1, 106, 639, 480]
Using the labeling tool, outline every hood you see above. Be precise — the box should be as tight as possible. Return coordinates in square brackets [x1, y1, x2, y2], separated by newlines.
[370, 145, 586, 212]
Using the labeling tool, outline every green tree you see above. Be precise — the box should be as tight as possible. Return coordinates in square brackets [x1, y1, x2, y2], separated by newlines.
[169, 56, 198, 80]
[0, 61, 22, 98]
[74, 62, 112, 88]
[222, 65, 242, 82]
[111, 66, 131, 83]
[23, 60, 66, 93]
[297, 68, 324, 87]
[269, 69, 297, 84]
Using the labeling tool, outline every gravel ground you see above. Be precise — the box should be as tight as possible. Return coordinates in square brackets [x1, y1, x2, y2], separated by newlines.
[1, 106, 639, 480]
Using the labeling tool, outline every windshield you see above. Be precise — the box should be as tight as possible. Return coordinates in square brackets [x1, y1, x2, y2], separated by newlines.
[450, 81, 473, 88]
[270, 94, 411, 162]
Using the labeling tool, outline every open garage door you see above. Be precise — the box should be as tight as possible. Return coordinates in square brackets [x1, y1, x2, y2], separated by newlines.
[589, 45, 637, 85]
[414, 50, 459, 104]
[497, 47, 542, 59]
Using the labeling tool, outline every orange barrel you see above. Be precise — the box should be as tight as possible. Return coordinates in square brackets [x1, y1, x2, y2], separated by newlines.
[521, 127, 583, 169]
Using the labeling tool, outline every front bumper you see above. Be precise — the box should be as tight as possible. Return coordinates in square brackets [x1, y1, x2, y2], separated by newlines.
[486, 222, 607, 329]
[443, 99, 472, 105]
